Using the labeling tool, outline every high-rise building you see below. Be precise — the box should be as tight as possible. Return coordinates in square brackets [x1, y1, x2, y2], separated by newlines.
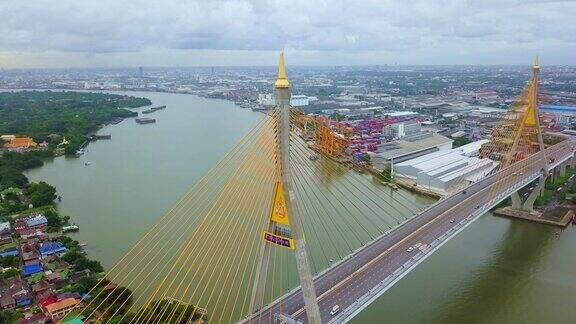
[138, 66, 143, 78]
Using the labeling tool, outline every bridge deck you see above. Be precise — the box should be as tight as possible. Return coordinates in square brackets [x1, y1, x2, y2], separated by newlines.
[248, 140, 575, 323]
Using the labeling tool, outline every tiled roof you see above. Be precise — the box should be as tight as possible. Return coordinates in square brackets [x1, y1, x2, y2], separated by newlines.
[4, 137, 37, 148]
[45, 297, 79, 314]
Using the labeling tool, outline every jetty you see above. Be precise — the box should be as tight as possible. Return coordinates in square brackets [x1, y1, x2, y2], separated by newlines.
[141, 105, 167, 114]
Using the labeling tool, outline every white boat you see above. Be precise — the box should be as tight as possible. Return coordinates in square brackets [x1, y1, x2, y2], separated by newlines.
[62, 225, 79, 233]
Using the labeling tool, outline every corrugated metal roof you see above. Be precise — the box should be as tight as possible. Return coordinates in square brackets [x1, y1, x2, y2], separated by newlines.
[25, 214, 48, 227]
[376, 133, 453, 160]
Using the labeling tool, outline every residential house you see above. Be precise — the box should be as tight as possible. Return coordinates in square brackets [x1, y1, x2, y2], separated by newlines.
[22, 250, 41, 265]
[0, 245, 19, 258]
[68, 269, 90, 284]
[39, 242, 67, 259]
[22, 264, 43, 277]
[20, 312, 49, 324]
[25, 214, 48, 231]
[56, 292, 81, 302]
[0, 277, 31, 310]
[20, 229, 47, 240]
[43, 297, 81, 321]
[14, 291, 31, 307]
[31, 281, 51, 297]
[0, 295, 15, 310]
[14, 219, 28, 235]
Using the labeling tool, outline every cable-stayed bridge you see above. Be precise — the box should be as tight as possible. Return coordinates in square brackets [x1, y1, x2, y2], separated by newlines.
[73, 56, 576, 324]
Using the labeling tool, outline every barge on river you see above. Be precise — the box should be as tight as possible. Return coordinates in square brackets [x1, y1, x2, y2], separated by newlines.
[136, 117, 156, 124]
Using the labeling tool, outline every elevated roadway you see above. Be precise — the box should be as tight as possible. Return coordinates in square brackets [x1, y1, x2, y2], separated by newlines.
[247, 139, 575, 323]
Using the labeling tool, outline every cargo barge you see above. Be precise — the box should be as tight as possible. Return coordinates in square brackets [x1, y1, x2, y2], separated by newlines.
[136, 117, 156, 124]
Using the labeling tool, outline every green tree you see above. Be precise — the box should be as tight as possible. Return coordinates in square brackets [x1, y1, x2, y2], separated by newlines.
[0, 310, 23, 323]
[135, 299, 206, 324]
[44, 208, 69, 232]
[453, 136, 472, 148]
[27, 181, 57, 207]
[0, 255, 20, 268]
[62, 251, 103, 272]
[57, 236, 81, 251]
[362, 154, 372, 164]
[2, 268, 21, 279]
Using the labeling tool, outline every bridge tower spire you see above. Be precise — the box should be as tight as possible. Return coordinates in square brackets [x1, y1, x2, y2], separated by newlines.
[250, 53, 322, 324]
[505, 57, 545, 167]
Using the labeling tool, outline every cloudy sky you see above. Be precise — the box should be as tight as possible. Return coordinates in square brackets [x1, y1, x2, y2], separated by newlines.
[0, 0, 574, 68]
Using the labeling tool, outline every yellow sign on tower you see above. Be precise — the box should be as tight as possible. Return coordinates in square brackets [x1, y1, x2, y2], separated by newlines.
[271, 182, 290, 225]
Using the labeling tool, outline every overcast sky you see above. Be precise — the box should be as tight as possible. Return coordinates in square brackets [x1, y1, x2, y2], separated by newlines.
[0, 0, 574, 68]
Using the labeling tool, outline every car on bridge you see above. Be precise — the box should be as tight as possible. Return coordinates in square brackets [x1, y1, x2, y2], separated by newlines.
[330, 305, 340, 316]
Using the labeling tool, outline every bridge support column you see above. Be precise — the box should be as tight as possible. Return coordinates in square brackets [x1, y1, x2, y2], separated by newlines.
[522, 175, 546, 212]
[507, 174, 546, 213]
[511, 191, 522, 209]
[560, 162, 567, 177]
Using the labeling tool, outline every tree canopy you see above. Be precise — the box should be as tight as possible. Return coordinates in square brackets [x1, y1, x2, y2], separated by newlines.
[27, 181, 57, 207]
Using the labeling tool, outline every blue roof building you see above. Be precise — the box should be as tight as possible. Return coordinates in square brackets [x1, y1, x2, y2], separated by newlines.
[540, 105, 576, 114]
[23, 264, 43, 277]
[25, 214, 48, 229]
[0, 248, 19, 258]
[15, 295, 31, 307]
[39, 242, 67, 258]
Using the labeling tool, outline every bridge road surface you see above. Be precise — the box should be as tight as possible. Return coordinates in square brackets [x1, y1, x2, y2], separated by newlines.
[246, 140, 575, 324]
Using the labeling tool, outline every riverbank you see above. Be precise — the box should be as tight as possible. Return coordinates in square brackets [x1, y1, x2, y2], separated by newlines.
[0, 91, 151, 321]
[19, 89, 576, 323]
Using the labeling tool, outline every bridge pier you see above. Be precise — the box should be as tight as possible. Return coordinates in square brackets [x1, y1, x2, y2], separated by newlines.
[549, 167, 556, 183]
[495, 174, 546, 220]
[559, 162, 567, 177]
[522, 174, 546, 211]
[511, 191, 522, 209]
[513, 172, 547, 212]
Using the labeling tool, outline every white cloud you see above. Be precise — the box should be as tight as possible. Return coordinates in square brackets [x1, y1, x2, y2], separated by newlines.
[0, 0, 574, 67]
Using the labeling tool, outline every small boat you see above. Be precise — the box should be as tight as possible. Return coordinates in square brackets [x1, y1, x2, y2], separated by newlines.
[79, 242, 88, 247]
[85, 162, 91, 166]
[62, 225, 80, 233]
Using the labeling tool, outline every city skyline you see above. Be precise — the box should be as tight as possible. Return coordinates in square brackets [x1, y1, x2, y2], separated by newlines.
[0, 0, 575, 69]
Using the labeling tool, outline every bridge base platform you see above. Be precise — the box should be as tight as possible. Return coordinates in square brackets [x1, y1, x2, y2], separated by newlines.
[494, 207, 573, 227]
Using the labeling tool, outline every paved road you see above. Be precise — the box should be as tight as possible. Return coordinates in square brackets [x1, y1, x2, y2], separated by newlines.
[247, 140, 575, 324]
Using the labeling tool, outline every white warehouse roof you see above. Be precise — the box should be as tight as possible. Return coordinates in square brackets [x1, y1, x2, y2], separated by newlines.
[394, 140, 499, 195]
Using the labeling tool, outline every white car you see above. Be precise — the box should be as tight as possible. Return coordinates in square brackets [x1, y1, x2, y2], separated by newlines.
[450, 219, 455, 223]
[330, 305, 340, 315]
[406, 247, 414, 253]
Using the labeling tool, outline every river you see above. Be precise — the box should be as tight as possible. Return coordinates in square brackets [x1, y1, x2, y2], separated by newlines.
[24, 91, 576, 323]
